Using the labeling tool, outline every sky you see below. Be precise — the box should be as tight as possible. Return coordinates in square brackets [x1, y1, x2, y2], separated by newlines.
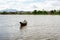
[0, 0, 60, 11]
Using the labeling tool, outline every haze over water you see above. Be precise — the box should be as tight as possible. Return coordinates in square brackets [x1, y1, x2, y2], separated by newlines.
[0, 15, 60, 40]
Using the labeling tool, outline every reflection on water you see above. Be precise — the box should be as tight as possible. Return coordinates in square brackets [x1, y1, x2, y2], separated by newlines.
[0, 15, 60, 40]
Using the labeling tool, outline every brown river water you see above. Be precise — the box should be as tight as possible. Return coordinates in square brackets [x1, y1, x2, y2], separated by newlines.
[0, 15, 60, 40]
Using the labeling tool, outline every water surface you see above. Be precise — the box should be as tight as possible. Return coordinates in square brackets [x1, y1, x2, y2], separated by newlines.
[0, 15, 60, 40]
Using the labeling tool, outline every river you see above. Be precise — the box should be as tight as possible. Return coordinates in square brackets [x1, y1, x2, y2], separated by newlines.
[0, 15, 60, 40]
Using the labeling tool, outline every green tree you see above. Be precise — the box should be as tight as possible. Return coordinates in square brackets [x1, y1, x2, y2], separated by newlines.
[57, 10, 60, 15]
[49, 10, 54, 15]
[37, 10, 42, 14]
[1, 11, 8, 14]
[53, 10, 57, 14]
[32, 10, 37, 14]
[42, 11, 47, 15]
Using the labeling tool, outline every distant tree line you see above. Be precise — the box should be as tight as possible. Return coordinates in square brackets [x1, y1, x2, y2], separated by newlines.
[32, 10, 60, 15]
[0, 10, 60, 15]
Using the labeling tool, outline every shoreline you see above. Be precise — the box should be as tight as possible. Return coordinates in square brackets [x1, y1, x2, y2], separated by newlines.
[0, 14, 60, 15]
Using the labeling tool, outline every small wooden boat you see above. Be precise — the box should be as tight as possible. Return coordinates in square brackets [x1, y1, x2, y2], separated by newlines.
[20, 20, 27, 29]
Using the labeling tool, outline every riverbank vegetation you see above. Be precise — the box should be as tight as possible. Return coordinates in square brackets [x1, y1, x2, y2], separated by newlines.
[0, 10, 60, 15]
